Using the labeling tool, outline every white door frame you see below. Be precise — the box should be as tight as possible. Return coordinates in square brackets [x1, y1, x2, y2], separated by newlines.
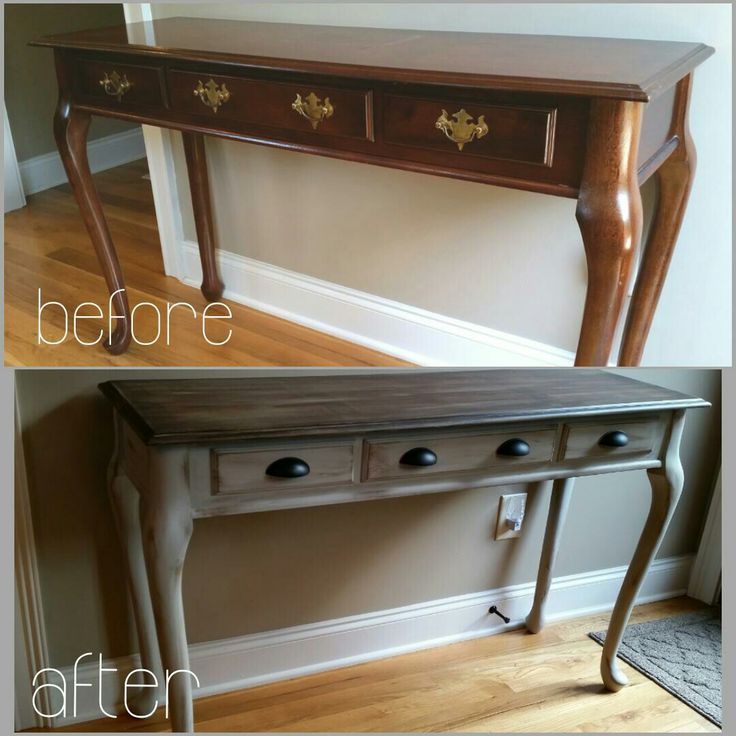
[14, 400, 52, 730]
[4, 105, 26, 212]
[687, 465, 722, 604]
[122, 2, 185, 279]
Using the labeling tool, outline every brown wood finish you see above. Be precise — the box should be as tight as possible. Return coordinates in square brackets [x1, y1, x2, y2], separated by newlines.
[33, 18, 713, 100]
[169, 68, 374, 141]
[74, 56, 165, 109]
[53, 49, 131, 355]
[574, 99, 644, 367]
[619, 75, 697, 365]
[46, 598, 720, 733]
[98, 369, 707, 446]
[181, 131, 224, 301]
[32, 20, 714, 365]
[66, 56, 588, 196]
[636, 84, 677, 180]
[382, 93, 556, 166]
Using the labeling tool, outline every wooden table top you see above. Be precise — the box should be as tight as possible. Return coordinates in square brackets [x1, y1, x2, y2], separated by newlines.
[99, 370, 707, 445]
[33, 17, 713, 101]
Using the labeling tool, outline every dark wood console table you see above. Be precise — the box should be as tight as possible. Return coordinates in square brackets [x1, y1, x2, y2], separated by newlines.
[35, 19, 713, 365]
[100, 369, 707, 731]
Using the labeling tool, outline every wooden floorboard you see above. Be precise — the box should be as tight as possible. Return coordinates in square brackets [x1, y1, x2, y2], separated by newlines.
[43, 597, 719, 733]
[4, 160, 410, 367]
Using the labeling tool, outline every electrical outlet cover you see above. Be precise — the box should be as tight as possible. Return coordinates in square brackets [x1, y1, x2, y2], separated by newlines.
[495, 492, 528, 540]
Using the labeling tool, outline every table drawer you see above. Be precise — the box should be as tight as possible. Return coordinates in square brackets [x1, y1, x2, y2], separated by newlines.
[75, 58, 164, 108]
[168, 69, 373, 141]
[363, 428, 557, 482]
[383, 94, 556, 166]
[560, 417, 663, 461]
[211, 443, 355, 495]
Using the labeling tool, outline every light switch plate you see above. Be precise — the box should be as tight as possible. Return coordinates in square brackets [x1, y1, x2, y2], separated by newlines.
[495, 492, 528, 540]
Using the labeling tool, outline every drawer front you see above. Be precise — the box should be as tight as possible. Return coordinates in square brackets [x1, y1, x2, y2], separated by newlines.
[212, 443, 355, 495]
[168, 69, 373, 141]
[561, 417, 663, 461]
[383, 94, 556, 166]
[75, 59, 164, 108]
[363, 429, 557, 482]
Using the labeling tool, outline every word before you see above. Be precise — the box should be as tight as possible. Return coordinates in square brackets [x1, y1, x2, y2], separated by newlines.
[37, 288, 233, 347]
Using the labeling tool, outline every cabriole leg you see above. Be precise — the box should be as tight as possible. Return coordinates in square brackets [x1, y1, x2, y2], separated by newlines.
[575, 99, 644, 366]
[619, 75, 696, 366]
[140, 448, 195, 732]
[108, 419, 163, 716]
[182, 131, 225, 302]
[601, 410, 685, 690]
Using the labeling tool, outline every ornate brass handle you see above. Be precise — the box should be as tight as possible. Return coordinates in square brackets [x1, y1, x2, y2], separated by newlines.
[193, 79, 231, 113]
[435, 108, 489, 151]
[99, 71, 132, 101]
[291, 92, 333, 129]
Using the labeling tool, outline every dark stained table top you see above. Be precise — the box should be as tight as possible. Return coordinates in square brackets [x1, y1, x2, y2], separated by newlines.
[99, 370, 707, 445]
[33, 17, 713, 101]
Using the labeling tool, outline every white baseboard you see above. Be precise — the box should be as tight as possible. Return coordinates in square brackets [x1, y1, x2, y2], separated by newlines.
[180, 241, 575, 367]
[18, 128, 146, 196]
[46, 554, 691, 727]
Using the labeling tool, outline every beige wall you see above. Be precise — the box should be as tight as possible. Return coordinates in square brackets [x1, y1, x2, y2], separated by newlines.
[16, 368, 720, 667]
[154, 3, 731, 364]
[4, 3, 137, 161]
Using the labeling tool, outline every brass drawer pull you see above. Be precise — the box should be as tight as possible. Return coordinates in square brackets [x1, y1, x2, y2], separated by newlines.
[292, 92, 333, 129]
[194, 79, 231, 113]
[99, 71, 132, 101]
[435, 108, 488, 151]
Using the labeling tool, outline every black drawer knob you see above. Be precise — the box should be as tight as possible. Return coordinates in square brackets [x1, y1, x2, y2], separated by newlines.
[599, 430, 629, 448]
[265, 457, 310, 478]
[399, 447, 437, 467]
[497, 438, 531, 457]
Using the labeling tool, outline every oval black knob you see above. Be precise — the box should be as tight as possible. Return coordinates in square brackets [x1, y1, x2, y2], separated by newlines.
[265, 457, 310, 478]
[399, 447, 437, 467]
[496, 438, 531, 457]
[598, 430, 629, 448]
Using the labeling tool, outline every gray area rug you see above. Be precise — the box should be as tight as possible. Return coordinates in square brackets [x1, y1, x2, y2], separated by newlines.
[589, 610, 721, 726]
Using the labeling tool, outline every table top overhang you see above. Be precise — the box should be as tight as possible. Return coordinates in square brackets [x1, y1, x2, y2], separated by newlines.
[99, 369, 708, 445]
[33, 17, 714, 101]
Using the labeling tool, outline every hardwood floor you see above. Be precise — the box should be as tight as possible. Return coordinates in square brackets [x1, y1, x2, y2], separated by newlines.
[48, 597, 718, 733]
[4, 160, 410, 367]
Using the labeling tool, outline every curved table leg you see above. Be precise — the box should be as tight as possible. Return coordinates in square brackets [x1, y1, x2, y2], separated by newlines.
[526, 477, 574, 633]
[574, 99, 644, 367]
[182, 131, 225, 302]
[141, 448, 195, 733]
[601, 410, 685, 691]
[108, 417, 163, 717]
[53, 94, 131, 354]
[619, 75, 696, 366]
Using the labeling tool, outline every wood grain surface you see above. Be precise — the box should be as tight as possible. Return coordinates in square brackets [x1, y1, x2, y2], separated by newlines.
[32, 18, 714, 101]
[47, 597, 719, 733]
[99, 370, 708, 445]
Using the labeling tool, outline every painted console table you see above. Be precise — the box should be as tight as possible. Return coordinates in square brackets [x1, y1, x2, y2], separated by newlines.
[35, 19, 713, 365]
[100, 369, 707, 731]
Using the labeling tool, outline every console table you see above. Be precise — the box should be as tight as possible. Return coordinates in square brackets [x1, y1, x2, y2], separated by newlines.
[100, 370, 707, 731]
[34, 19, 713, 365]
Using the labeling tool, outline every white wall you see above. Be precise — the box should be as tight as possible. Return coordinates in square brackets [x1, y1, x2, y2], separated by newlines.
[151, 3, 731, 365]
